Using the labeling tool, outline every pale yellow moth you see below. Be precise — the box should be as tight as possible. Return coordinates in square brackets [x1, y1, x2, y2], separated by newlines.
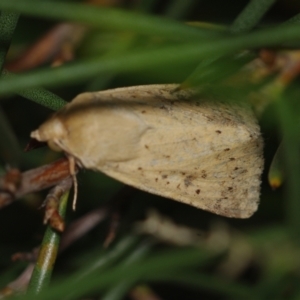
[31, 84, 264, 218]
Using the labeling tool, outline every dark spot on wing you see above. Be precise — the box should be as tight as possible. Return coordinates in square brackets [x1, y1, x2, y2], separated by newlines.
[243, 189, 249, 197]
[213, 203, 221, 211]
[216, 130, 222, 134]
[195, 189, 200, 194]
[184, 175, 196, 187]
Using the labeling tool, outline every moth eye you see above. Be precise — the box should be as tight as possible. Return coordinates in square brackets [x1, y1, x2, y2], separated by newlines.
[48, 140, 63, 152]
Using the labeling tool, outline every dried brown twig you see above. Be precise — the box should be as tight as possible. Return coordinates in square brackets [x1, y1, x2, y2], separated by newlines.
[0, 158, 71, 208]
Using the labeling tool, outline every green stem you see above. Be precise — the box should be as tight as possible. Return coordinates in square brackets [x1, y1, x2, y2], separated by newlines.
[101, 240, 153, 300]
[0, 11, 19, 72]
[24, 247, 213, 300]
[2, 70, 67, 111]
[275, 98, 300, 241]
[165, 0, 195, 20]
[27, 190, 70, 294]
[18, 86, 67, 110]
[0, 23, 299, 95]
[0, 106, 20, 166]
[285, 13, 300, 25]
[0, 0, 220, 42]
[230, 0, 276, 33]
[151, 273, 252, 299]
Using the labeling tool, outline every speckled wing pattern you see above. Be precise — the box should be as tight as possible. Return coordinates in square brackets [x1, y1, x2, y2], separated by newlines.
[37, 84, 264, 218]
[71, 85, 263, 218]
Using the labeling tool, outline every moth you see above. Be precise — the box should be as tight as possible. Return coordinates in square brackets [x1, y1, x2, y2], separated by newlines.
[31, 84, 264, 218]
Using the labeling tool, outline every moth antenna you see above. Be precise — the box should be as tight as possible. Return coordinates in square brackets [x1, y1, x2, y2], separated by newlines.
[68, 155, 78, 211]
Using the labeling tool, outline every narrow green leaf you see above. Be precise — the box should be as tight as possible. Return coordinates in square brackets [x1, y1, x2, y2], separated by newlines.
[2, 70, 67, 111]
[0, 24, 300, 95]
[230, 0, 277, 33]
[274, 97, 300, 240]
[268, 143, 284, 189]
[27, 190, 70, 294]
[0, 11, 19, 72]
[151, 273, 253, 299]
[0, 0, 221, 42]
[0, 106, 20, 166]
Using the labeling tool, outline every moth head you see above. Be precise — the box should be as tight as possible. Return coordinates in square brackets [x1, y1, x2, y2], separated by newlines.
[30, 117, 66, 152]
[31, 117, 79, 210]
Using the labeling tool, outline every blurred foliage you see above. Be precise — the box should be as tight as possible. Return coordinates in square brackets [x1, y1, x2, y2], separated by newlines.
[1, 0, 300, 299]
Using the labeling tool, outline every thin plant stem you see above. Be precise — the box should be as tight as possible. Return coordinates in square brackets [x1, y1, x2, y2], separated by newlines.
[0, 22, 300, 95]
[0, 0, 221, 42]
[0, 11, 19, 72]
[27, 185, 70, 294]
[2, 70, 67, 110]
[230, 0, 277, 33]
[273, 96, 300, 240]
[0, 106, 20, 166]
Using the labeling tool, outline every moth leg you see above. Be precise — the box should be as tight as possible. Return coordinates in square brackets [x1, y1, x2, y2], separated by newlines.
[67, 155, 78, 210]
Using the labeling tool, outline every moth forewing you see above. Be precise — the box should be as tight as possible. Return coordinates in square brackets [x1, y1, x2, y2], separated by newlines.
[31, 84, 264, 218]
